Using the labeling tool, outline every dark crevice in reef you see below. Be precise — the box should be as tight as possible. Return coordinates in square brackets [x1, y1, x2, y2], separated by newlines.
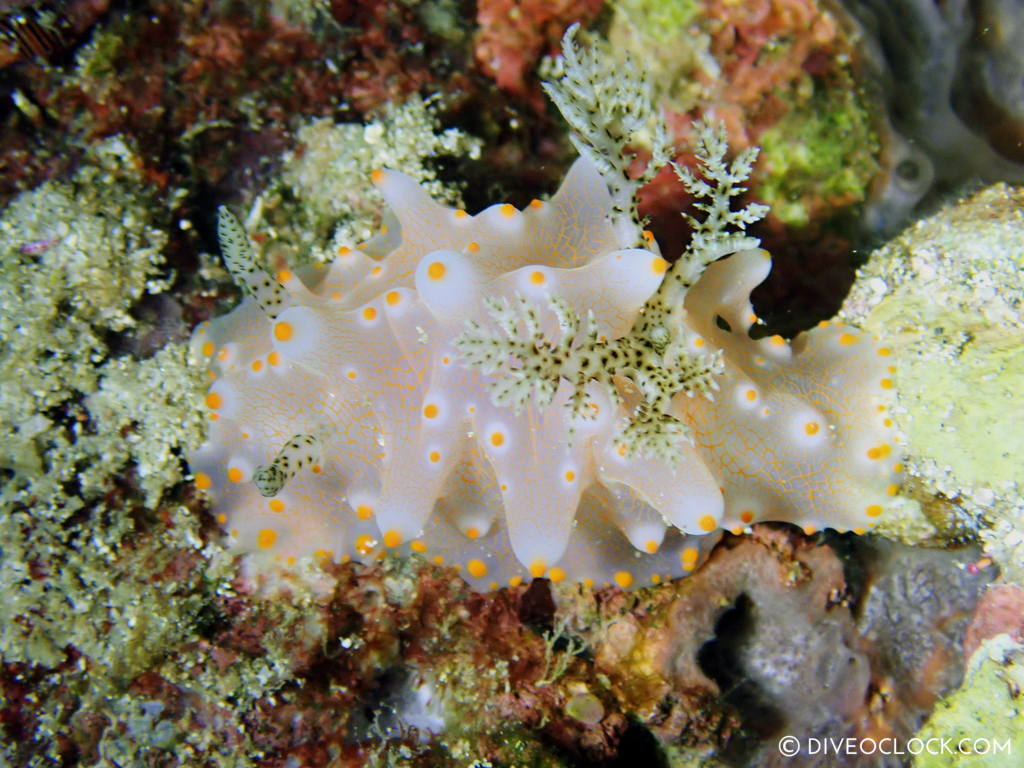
[697, 592, 785, 765]
[605, 721, 669, 768]
[517, 577, 556, 632]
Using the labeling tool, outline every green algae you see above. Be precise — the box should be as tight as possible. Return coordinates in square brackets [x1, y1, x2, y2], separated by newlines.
[96, 696, 183, 765]
[1, 138, 169, 487]
[0, 137, 329, 766]
[613, 0, 701, 45]
[842, 183, 1024, 489]
[255, 95, 482, 265]
[85, 344, 209, 505]
[895, 330, 1023, 491]
[0, 138, 197, 688]
[605, 0, 711, 118]
[912, 635, 1024, 768]
[841, 183, 1024, 565]
[605, 0, 878, 231]
[757, 75, 879, 227]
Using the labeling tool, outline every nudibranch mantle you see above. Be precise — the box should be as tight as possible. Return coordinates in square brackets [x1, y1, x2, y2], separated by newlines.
[190, 156, 901, 590]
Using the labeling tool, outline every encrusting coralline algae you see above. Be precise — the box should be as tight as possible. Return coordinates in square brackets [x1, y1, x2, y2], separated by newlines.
[191, 25, 903, 590]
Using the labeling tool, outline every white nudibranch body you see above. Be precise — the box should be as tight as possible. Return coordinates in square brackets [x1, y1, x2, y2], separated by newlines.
[189, 150, 902, 591]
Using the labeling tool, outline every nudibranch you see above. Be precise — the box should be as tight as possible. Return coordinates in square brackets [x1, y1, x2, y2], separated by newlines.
[189, 125, 902, 591]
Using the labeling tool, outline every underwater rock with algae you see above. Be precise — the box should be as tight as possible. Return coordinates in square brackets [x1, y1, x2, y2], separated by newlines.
[841, 182, 1024, 569]
[911, 634, 1024, 768]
